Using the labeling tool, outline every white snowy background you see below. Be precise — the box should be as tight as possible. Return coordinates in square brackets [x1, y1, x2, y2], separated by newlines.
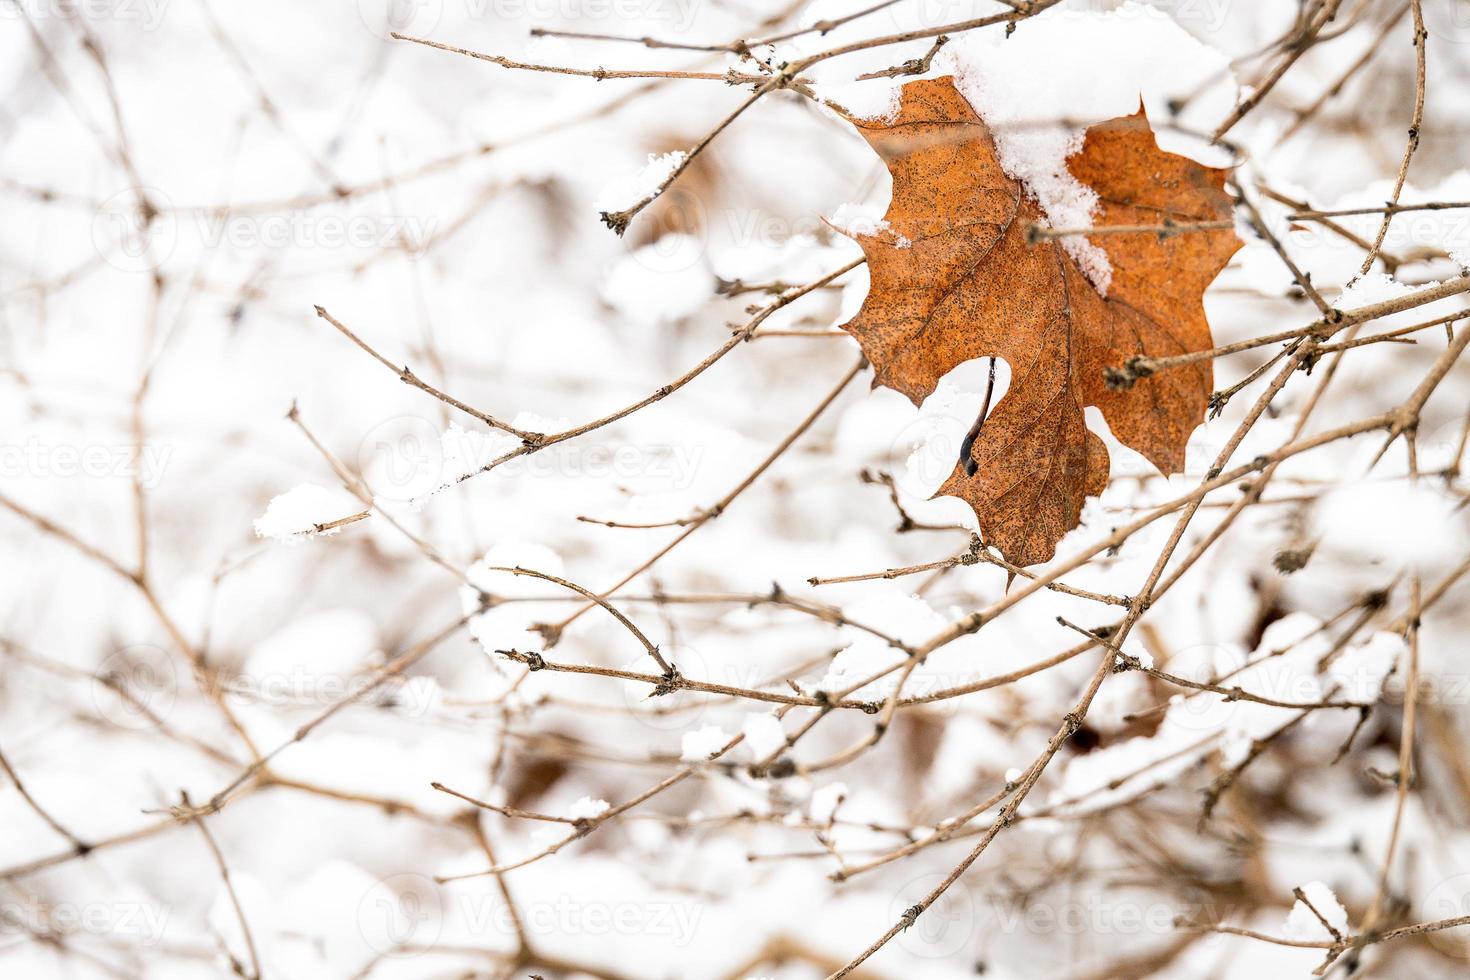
[3, 0, 1470, 977]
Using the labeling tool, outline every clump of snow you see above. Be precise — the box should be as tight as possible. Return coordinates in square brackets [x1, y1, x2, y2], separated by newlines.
[508, 410, 572, 435]
[681, 724, 730, 761]
[810, 781, 848, 822]
[595, 151, 687, 214]
[742, 711, 787, 759]
[603, 234, 714, 322]
[252, 483, 361, 543]
[566, 796, 611, 820]
[1336, 272, 1416, 310]
[243, 609, 379, 685]
[1299, 171, 1470, 275]
[463, 541, 566, 600]
[441, 421, 520, 484]
[1283, 881, 1350, 941]
[711, 233, 857, 290]
[408, 421, 521, 509]
[1205, 616, 1332, 762]
[207, 872, 275, 968]
[338, 861, 439, 959]
[791, 0, 905, 120]
[817, 76, 903, 124]
[1328, 632, 1404, 702]
[940, 2, 1237, 294]
[829, 202, 885, 235]
[1313, 479, 1466, 571]
[1088, 663, 1153, 731]
[816, 639, 902, 698]
[816, 594, 953, 700]
[829, 202, 909, 246]
[409, 410, 575, 508]
[895, 365, 1010, 502]
[1055, 617, 1341, 812]
[462, 542, 569, 654]
[1051, 720, 1215, 812]
[522, 34, 575, 65]
[1411, 172, 1470, 264]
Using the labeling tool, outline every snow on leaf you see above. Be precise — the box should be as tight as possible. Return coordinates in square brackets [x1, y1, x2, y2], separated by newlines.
[836, 76, 1241, 565]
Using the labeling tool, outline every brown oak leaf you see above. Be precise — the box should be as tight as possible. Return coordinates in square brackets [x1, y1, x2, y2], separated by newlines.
[839, 76, 1241, 566]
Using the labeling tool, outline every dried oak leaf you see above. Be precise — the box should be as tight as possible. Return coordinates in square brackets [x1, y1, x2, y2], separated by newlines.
[839, 76, 1241, 566]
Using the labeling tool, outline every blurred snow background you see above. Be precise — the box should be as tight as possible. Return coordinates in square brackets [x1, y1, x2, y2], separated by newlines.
[3, 0, 1470, 977]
